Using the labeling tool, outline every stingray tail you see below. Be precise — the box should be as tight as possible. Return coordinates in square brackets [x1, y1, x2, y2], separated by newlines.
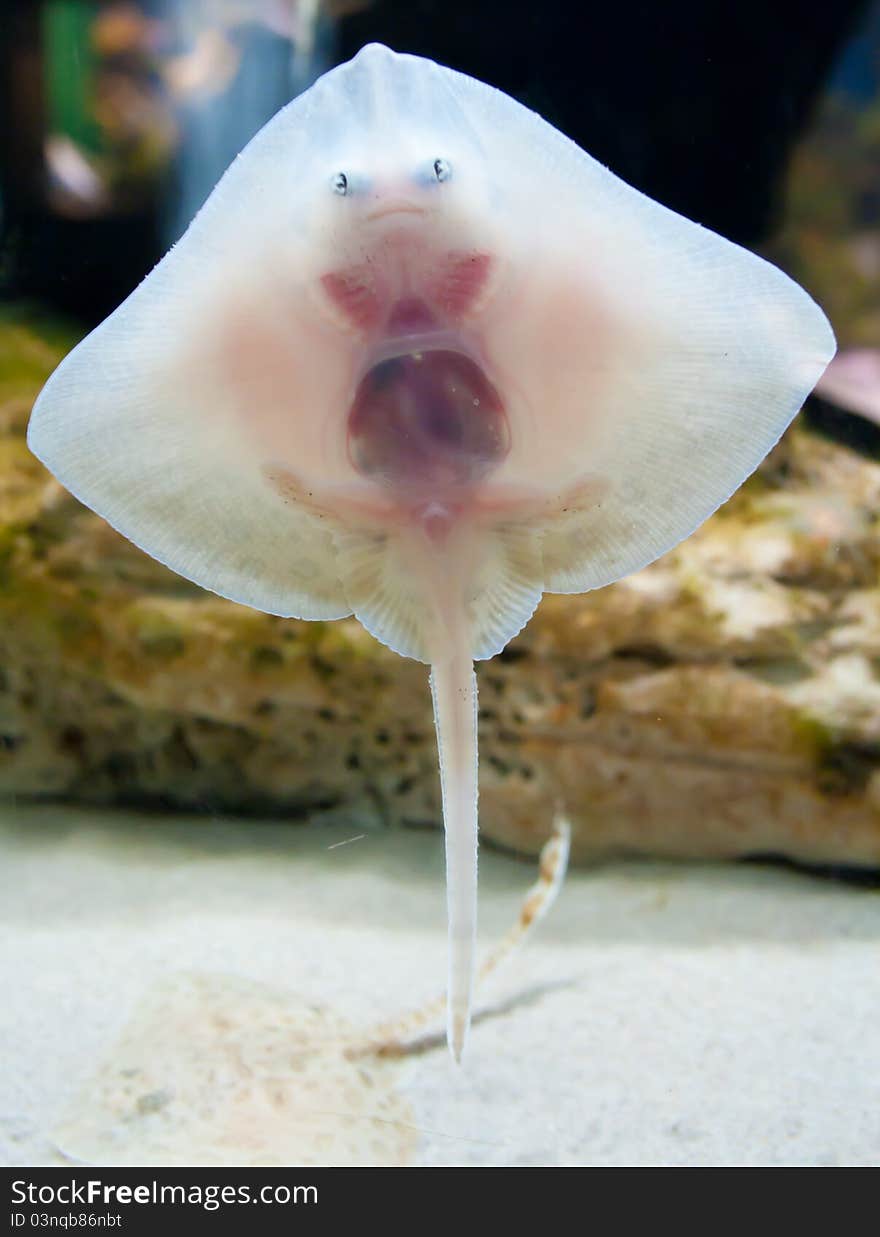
[429, 648, 479, 1063]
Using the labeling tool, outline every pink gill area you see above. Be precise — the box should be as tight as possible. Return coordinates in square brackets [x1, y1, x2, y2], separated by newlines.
[321, 250, 493, 336]
[430, 252, 494, 319]
[320, 269, 383, 332]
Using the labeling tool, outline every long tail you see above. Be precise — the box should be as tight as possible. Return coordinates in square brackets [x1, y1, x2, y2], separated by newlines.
[349, 813, 571, 1060]
[430, 649, 479, 1063]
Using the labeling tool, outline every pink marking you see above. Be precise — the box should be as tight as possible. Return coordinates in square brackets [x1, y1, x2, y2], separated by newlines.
[431, 252, 493, 319]
[816, 348, 880, 426]
[321, 268, 383, 332]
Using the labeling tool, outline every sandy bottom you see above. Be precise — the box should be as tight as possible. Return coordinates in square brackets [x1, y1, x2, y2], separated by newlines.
[1, 803, 878, 1167]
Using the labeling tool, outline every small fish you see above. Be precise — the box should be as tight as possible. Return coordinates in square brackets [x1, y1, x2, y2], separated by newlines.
[28, 44, 835, 1061]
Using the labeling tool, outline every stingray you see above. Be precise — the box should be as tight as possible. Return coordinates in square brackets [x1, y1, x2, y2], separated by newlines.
[28, 43, 835, 1061]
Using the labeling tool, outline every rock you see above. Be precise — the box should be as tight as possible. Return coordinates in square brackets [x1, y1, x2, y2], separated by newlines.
[1, 306, 878, 867]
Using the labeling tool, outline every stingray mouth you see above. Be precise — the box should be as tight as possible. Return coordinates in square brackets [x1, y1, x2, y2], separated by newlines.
[347, 345, 510, 491]
[366, 201, 426, 222]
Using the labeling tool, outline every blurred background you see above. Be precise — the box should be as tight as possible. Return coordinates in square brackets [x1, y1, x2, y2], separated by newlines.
[0, 0, 874, 323]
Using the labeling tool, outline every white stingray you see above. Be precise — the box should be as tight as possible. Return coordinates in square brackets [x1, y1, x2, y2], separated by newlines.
[28, 43, 835, 1061]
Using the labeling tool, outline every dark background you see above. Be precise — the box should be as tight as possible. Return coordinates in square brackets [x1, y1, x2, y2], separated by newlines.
[0, 0, 871, 325]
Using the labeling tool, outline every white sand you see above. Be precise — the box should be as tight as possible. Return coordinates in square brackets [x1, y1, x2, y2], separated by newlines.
[1, 803, 878, 1167]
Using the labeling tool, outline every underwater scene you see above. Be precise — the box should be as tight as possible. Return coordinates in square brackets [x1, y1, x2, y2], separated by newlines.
[0, 0, 878, 1171]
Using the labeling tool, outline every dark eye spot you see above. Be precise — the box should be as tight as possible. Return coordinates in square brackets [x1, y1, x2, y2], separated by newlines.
[333, 172, 349, 196]
[433, 158, 451, 183]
